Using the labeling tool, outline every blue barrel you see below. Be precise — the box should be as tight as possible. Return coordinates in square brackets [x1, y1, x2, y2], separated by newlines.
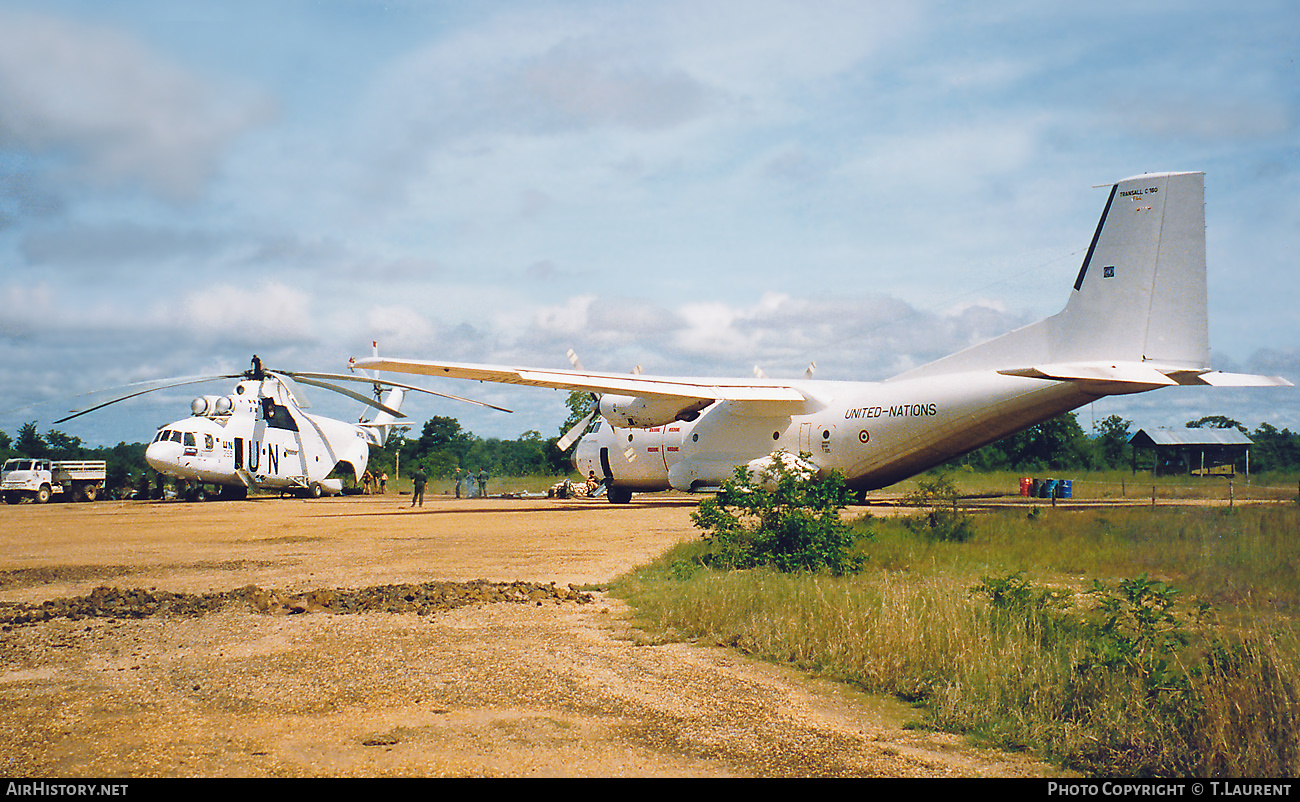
[1060, 479, 1073, 499]
[1041, 479, 1057, 499]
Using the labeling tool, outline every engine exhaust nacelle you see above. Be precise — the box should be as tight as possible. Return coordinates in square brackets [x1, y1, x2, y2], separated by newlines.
[190, 395, 234, 417]
[598, 394, 711, 428]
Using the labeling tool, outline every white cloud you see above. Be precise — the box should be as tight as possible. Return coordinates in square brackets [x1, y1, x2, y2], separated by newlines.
[0, 10, 272, 200]
[0, 282, 55, 339]
[175, 283, 314, 345]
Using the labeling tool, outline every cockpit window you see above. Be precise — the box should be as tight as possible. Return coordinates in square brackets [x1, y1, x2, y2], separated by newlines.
[183, 432, 196, 447]
[170, 431, 183, 443]
[204, 434, 214, 451]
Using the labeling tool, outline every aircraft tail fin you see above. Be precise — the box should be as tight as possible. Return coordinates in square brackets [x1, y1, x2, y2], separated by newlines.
[359, 387, 406, 447]
[893, 171, 1213, 382]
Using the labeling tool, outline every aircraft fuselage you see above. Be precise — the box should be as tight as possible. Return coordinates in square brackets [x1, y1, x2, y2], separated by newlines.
[575, 370, 1097, 493]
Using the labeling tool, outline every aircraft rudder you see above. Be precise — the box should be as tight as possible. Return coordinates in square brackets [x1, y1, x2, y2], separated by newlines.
[1052, 171, 1208, 369]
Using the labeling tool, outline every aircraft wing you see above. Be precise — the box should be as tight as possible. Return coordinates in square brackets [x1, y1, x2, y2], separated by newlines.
[351, 356, 809, 403]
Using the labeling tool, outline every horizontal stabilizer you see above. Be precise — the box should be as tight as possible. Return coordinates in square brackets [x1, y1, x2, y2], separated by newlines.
[1171, 370, 1293, 387]
[999, 362, 1293, 390]
[998, 362, 1178, 388]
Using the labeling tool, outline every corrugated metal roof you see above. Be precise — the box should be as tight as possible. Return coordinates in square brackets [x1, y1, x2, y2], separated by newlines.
[1129, 428, 1253, 446]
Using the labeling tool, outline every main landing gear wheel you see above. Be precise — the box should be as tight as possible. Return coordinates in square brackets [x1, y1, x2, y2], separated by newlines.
[607, 486, 633, 504]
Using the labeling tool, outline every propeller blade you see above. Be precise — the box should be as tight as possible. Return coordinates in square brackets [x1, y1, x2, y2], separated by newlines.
[557, 407, 597, 451]
[283, 375, 407, 418]
[54, 374, 242, 424]
[285, 371, 513, 413]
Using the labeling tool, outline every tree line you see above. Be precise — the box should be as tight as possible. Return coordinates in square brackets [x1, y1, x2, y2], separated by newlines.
[948, 412, 1300, 474]
[0, 422, 146, 492]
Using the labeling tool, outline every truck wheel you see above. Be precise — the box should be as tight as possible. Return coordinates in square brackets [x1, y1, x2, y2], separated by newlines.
[35, 485, 52, 504]
[82, 484, 97, 502]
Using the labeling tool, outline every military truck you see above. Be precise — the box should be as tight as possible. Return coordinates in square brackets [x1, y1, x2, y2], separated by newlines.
[1, 459, 107, 504]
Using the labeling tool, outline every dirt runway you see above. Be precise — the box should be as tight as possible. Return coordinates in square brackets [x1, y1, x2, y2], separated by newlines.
[0, 493, 1061, 777]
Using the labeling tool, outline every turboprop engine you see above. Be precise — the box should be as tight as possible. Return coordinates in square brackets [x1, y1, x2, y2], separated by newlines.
[597, 394, 711, 428]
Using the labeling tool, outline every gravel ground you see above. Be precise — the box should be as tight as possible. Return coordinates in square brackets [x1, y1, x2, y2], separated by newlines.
[0, 493, 1064, 778]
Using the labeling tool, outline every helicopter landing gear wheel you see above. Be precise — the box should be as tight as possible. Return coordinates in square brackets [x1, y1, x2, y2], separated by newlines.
[308, 482, 323, 499]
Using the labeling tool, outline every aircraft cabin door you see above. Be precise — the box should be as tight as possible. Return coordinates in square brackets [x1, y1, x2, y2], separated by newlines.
[234, 437, 244, 470]
[799, 422, 813, 455]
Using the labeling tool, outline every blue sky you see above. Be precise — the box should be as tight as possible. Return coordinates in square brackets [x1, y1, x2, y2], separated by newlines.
[1, 0, 1296, 447]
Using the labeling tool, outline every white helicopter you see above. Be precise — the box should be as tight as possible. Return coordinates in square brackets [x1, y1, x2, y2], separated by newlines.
[56, 346, 511, 501]
[353, 172, 1290, 503]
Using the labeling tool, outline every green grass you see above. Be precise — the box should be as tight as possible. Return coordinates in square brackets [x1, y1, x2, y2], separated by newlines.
[612, 504, 1300, 777]
[876, 468, 1300, 503]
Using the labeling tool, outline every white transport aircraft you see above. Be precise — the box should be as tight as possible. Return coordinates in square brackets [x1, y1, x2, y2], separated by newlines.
[353, 172, 1290, 503]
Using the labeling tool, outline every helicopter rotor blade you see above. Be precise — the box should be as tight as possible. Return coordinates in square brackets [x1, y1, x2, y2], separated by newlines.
[284, 371, 513, 413]
[53, 374, 243, 424]
[282, 375, 407, 418]
[265, 371, 312, 409]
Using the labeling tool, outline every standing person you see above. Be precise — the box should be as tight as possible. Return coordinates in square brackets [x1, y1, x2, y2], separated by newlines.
[411, 466, 427, 507]
[454, 468, 463, 499]
[477, 466, 489, 499]
[362, 470, 374, 495]
[379, 472, 388, 494]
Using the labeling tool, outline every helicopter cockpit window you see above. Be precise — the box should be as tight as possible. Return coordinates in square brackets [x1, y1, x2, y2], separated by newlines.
[204, 434, 214, 451]
[183, 432, 196, 447]
[170, 431, 183, 443]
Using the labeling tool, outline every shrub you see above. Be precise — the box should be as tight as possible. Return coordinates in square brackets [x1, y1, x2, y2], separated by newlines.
[902, 470, 975, 542]
[690, 453, 866, 574]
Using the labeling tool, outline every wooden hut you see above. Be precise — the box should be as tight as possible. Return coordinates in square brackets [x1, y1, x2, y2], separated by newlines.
[1128, 428, 1254, 477]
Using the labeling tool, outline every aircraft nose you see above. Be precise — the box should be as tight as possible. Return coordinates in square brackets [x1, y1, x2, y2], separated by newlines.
[145, 440, 181, 473]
